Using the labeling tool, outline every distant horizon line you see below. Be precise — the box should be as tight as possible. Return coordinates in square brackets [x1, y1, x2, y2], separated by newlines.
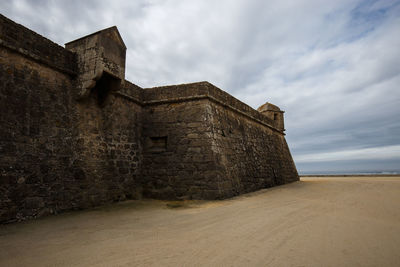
[299, 170, 400, 176]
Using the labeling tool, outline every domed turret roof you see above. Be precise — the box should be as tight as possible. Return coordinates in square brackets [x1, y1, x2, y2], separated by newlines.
[257, 102, 281, 112]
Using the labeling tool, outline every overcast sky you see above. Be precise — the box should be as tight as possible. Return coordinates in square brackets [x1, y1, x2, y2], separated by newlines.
[2, 0, 400, 174]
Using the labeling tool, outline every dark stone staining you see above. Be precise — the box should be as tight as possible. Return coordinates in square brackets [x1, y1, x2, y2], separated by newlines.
[0, 14, 298, 223]
[141, 100, 220, 200]
[91, 72, 121, 106]
[146, 136, 168, 153]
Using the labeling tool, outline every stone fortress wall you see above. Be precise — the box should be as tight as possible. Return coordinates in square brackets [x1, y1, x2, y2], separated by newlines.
[0, 15, 298, 223]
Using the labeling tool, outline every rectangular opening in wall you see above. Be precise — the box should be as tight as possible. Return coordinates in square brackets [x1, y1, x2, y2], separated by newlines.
[146, 136, 167, 152]
[91, 71, 121, 106]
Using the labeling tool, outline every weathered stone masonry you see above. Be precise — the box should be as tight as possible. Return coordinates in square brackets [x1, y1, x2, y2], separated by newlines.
[0, 15, 298, 223]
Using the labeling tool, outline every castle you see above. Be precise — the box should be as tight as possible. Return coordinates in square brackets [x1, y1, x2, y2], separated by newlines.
[0, 15, 298, 223]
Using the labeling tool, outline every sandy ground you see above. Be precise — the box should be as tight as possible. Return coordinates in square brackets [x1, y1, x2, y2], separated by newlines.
[1, 176, 400, 267]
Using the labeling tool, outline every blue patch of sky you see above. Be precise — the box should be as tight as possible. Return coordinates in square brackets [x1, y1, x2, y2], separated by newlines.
[346, 0, 396, 40]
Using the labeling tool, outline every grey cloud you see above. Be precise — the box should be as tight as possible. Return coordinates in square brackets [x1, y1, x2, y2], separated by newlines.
[1, 0, 399, 173]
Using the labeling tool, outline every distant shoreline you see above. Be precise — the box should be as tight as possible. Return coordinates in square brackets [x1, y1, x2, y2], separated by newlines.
[301, 174, 400, 177]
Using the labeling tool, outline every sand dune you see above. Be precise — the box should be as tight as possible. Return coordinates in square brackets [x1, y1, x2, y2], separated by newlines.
[1, 176, 399, 266]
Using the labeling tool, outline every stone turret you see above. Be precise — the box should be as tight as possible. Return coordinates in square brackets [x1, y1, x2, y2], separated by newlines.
[257, 102, 285, 132]
[65, 26, 126, 100]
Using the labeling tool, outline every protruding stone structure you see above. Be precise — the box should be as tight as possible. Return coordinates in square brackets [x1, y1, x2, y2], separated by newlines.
[65, 27, 126, 99]
[0, 15, 298, 223]
[257, 102, 285, 132]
